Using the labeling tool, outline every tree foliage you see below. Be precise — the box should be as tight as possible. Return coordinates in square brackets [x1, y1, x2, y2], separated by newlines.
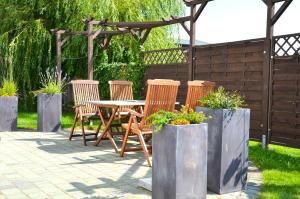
[0, 0, 184, 110]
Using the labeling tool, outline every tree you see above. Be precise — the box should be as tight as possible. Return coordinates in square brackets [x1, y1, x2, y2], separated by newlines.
[0, 0, 184, 110]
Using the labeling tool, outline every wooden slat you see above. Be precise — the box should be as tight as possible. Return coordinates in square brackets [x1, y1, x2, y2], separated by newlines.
[109, 80, 134, 112]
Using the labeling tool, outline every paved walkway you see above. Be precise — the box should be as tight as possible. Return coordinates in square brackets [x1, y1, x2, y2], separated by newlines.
[0, 131, 262, 199]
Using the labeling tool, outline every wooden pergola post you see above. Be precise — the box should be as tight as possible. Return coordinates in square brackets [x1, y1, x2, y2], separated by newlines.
[184, 0, 211, 80]
[87, 21, 94, 80]
[262, 0, 293, 148]
[56, 31, 62, 83]
[189, 5, 196, 81]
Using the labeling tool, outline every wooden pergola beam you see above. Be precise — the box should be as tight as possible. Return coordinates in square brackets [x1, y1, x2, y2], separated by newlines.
[262, 0, 291, 5]
[51, 29, 130, 37]
[128, 28, 152, 44]
[92, 26, 105, 40]
[96, 36, 113, 50]
[193, 1, 209, 22]
[61, 35, 70, 47]
[271, 0, 293, 25]
[89, 16, 191, 28]
[140, 29, 152, 44]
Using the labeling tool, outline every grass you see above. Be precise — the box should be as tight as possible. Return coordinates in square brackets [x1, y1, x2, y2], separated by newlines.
[249, 141, 300, 199]
[18, 111, 100, 130]
[17, 112, 300, 198]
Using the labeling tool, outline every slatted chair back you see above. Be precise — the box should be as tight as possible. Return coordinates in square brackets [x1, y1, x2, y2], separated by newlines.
[185, 80, 215, 110]
[109, 80, 134, 111]
[71, 80, 100, 116]
[140, 79, 180, 129]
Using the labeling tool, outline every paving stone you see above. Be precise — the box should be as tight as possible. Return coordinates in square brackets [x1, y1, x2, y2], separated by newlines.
[0, 131, 262, 199]
[1, 188, 24, 196]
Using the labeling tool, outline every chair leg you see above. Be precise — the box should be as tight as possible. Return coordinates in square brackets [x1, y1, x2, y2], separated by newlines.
[69, 112, 79, 141]
[120, 126, 131, 157]
[80, 119, 87, 146]
[120, 117, 133, 157]
[137, 132, 152, 167]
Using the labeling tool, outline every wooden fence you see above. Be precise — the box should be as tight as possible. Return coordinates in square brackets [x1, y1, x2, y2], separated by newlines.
[143, 33, 300, 148]
[193, 39, 265, 140]
[270, 33, 300, 148]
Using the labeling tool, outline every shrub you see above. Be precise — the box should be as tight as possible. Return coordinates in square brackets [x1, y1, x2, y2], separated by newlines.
[0, 79, 18, 96]
[199, 86, 245, 109]
[147, 106, 208, 132]
[94, 62, 146, 99]
[32, 68, 67, 96]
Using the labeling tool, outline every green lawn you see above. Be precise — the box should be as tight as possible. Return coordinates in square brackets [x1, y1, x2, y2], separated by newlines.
[18, 112, 100, 130]
[249, 141, 300, 199]
[18, 112, 300, 198]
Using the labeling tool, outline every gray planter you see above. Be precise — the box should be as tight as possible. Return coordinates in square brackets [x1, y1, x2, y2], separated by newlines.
[38, 93, 62, 132]
[153, 124, 208, 199]
[0, 96, 18, 131]
[195, 107, 250, 194]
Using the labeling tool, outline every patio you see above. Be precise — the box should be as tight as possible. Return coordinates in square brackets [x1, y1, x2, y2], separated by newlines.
[0, 131, 262, 199]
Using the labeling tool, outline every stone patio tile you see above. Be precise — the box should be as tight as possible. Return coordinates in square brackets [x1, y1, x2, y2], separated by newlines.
[0, 131, 262, 199]
[67, 190, 90, 198]
[1, 188, 23, 196]
[25, 193, 49, 199]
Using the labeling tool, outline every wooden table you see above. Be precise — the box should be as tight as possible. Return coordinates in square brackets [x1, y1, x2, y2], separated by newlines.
[86, 100, 146, 153]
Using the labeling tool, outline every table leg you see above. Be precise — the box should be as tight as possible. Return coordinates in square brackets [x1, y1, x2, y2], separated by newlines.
[94, 107, 119, 153]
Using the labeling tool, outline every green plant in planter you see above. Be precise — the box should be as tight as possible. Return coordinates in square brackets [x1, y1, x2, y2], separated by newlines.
[199, 86, 245, 109]
[0, 79, 18, 96]
[147, 106, 208, 132]
[32, 68, 67, 96]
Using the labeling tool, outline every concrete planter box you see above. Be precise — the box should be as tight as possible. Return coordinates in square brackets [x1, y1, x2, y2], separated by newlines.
[0, 96, 18, 131]
[38, 94, 62, 132]
[153, 124, 208, 199]
[195, 107, 250, 194]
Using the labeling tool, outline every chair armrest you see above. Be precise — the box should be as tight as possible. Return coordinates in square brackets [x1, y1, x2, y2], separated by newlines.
[124, 108, 144, 118]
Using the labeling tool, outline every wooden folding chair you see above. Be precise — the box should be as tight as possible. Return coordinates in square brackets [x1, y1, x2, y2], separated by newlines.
[185, 80, 215, 110]
[121, 79, 180, 167]
[109, 80, 134, 121]
[69, 80, 103, 146]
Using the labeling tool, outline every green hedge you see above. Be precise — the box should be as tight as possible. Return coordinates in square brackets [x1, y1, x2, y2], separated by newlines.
[94, 62, 147, 100]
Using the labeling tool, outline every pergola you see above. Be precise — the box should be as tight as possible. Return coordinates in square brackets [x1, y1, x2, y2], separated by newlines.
[51, 0, 212, 81]
[52, 0, 293, 86]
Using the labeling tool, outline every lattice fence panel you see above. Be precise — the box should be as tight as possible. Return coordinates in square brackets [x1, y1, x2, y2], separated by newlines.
[273, 33, 300, 57]
[143, 48, 188, 65]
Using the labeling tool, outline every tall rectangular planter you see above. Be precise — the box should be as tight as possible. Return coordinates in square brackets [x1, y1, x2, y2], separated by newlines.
[195, 107, 250, 194]
[0, 96, 18, 131]
[38, 94, 62, 132]
[153, 124, 208, 199]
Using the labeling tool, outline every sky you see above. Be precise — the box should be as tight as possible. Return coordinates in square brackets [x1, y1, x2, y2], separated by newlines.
[179, 0, 300, 44]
